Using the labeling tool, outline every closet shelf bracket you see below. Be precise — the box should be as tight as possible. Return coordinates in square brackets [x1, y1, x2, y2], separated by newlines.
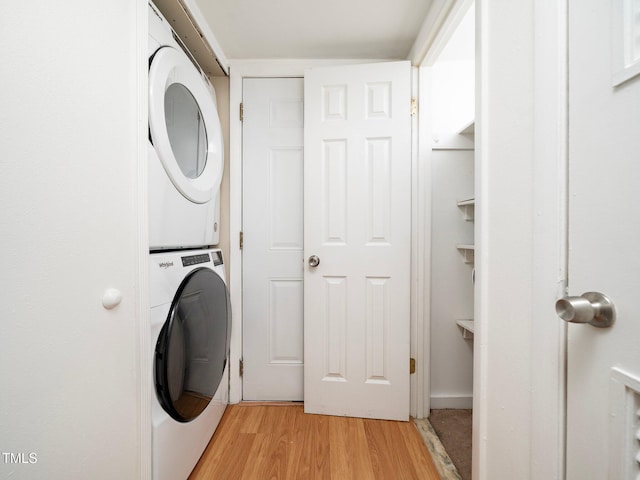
[456, 244, 475, 264]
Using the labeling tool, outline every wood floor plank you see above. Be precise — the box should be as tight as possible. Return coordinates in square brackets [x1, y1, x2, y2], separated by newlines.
[189, 432, 255, 479]
[187, 407, 243, 478]
[329, 417, 375, 480]
[311, 411, 332, 479]
[364, 419, 407, 479]
[239, 433, 273, 479]
[398, 419, 442, 479]
[262, 429, 289, 478]
[189, 404, 440, 480]
[328, 416, 354, 479]
[239, 404, 268, 433]
[286, 407, 317, 479]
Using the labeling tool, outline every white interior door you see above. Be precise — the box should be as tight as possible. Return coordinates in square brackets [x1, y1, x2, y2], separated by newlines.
[242, 78, 304, 401]
[565, 1, 640, 478]
[303, 61, 412, 420]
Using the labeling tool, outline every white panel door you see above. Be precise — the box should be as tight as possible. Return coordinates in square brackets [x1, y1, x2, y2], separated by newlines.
[304, 62, 412, 420]
[242, 78, 304, 401]
[565, 1, 640, 478]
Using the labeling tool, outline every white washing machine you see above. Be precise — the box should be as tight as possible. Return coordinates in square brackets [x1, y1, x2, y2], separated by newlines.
[150, 248, 231, 480]
[148, 2, 224, 250]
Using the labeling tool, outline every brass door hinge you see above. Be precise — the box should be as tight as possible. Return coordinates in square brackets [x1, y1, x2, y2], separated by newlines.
[410, 357, 416, 374]
[239, 231, 244, 250]
[239, 359, 244, 377]
[410, 98, 417, 117]
[239, 102, 244, 121]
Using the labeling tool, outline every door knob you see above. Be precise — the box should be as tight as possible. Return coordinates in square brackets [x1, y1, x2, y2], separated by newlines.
[102, 288, 123, 310]
[308, 255, 320, 267]
[555, 291, 615, 328]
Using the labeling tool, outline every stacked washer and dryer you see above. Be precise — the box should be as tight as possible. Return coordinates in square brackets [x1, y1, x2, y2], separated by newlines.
[147, 3, 230, 480]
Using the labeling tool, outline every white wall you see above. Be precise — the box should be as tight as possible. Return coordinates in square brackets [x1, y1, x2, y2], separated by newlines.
[431, 60, 475, 136]
[474, 0, 534, 476]
[429, 147, 475, 408]
[0, 1, 148, 479]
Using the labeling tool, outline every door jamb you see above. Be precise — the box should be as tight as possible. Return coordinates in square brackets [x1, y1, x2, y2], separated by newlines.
[470, 1, 567, 477]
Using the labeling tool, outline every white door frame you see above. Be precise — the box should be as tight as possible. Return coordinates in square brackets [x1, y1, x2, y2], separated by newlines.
[228, 60, 427, 418]
[529, 2, 568, 477]
[473, 1, 567, 478]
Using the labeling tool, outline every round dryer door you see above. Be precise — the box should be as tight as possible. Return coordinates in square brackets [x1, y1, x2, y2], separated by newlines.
[154, 267, 230, 423]
[149, 46, 224, 204]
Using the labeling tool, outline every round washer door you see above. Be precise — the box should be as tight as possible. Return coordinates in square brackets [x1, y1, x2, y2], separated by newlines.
[154, 267, 230, 423]
[149, 46, 224, 204]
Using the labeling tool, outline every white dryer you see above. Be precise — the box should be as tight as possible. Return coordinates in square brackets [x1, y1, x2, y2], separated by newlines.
[149, 248, 231, 480]
[148, 2, 224, 250]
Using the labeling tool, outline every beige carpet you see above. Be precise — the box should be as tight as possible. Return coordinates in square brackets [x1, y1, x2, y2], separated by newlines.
[428, 409, 472, 480]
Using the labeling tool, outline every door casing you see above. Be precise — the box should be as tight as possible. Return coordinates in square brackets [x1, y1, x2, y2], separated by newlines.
[473, 1, 567, 478]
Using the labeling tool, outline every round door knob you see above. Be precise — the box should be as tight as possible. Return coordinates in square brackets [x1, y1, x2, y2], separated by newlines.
[555, 291, 615, 328]
[102, 288, 123, 310]
[308, 255, 320, 268]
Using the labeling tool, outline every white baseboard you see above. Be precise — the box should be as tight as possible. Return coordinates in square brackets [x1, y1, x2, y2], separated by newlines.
[430, 394, 473, 409]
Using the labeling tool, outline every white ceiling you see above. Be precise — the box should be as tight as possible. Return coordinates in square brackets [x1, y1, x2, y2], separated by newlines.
[192, 0, 435, 60]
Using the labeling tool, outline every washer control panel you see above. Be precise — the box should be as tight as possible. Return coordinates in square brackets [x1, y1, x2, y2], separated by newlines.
[181, 253, 210, 267]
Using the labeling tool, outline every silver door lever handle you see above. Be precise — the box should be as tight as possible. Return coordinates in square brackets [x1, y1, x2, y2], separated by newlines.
[555, 291, 615, 328]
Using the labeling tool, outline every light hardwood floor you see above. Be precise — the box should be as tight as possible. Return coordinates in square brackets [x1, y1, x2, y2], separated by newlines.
[189, 403, 441, 480]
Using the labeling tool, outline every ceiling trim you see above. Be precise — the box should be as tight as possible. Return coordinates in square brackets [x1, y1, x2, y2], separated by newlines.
[408, 0, 474, 66]
[179, 0, 230, 74]
[227, 58, 391, 77]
